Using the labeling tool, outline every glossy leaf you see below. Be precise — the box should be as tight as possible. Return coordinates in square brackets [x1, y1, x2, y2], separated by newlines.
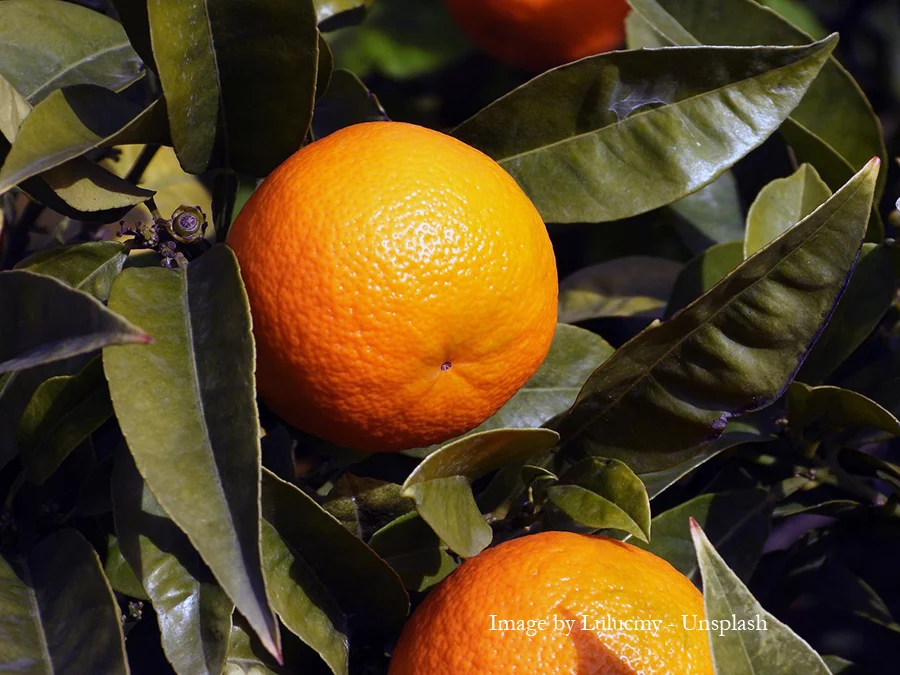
[148, 0, 318, 176]
[640, 490, 771, 583]
[453, 39, 835, 223]
[17, 356, 111, 484]
[15, 241, 127, 301]
[558, 257, 683, 323]
[224, 620, 286, 675]
[0, 270, 150, 374]
[628, 0, 887, 197]
[745, 164, 832, 259]
[113, 450, 233, 675]
[368, 513, 458, 592]
[0, 529, 128, 674]
[788, 383, 900, 436]
[0, 86, 159, 194]
[315, 0, 373, 30]
[665, 241, 744, 317]
[671, 171, 745, 254]
[547, 458, 651, 541]
[691, 519, 832, 674]
[557, 160, 879, 473]
[323, 475, 414, 540]
[103, 535, 150, 601]
[103, 245, 279, 659]
[0, 0, 143, 103]
[261, 469, 409, 625]
[797, 244, 897, 384]
[311, 69, 388, 140]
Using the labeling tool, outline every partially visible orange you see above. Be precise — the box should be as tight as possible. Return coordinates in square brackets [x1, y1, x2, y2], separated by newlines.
[445, 0, 630, 72]
[389, 531, 714, 674]
[227, 122, 557, 453]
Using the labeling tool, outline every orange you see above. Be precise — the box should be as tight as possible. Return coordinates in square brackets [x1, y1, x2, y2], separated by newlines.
[445, 0, 630, 72]
[389, 531, 714, 675]
[227, 122, 557, 453]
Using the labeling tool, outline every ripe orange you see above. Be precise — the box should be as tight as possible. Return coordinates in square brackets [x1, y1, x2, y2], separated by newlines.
[445, 0, 630, 72]
[227, 122, 557, 453]
[389, 531, 714, 675]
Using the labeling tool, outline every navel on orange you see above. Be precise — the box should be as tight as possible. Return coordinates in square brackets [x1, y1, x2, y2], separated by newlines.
[389, 531, 715, 674]
[227, 122, 558, 452]
[445, 0, 631, 72]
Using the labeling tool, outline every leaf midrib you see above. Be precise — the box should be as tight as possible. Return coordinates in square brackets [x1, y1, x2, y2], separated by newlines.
[29, 41, 135, 103]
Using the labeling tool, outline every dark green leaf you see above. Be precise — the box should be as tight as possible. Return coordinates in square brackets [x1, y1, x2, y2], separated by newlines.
[311, 70, 388, 140]
[316, 33, 334, 101]
[113, 450, 233, 675]
[640, 490, 771, 584]
[368, 513, 457, 592]
[17, 356, 111, 484]
[558, 257, 682, 323]
[628, 0, 887, 197]
[15, 241, 127, 301]
[404, 476, 491, 558]
[261, 469, 409, 625]
[557, 160, 879, 473]
[691, 519, 832, 674]
[103, 245, 279, 659]
[453, 39, 835, 223]
[148, 0, 318, 176]
[797, 244, 897, 384]
[759, 0, 828, 39]
[0, 270, 150, 374]
[745, 163, 832, 258]
[224, 620, 287, 675]
[0, 86, 160, 194]
[315, 0, 373, 31]
[671, 171, 745, 254]
[788, 383, 900, 436]
[547, 458, 651, 540]
[326, 0, 470, 80]
[109, 0, 156, 72]
[0, 0, 143, 103]
[103, 535, 150, 601]
[0, 529, 129, 674]
[665, 241, 744, 317]
[322, 475, 414, 540]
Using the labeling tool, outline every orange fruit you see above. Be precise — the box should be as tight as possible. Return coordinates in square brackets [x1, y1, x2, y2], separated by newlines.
[445, 0, 630, 72]
[389, 531, 714, 674]
[227, 122, 557, 453]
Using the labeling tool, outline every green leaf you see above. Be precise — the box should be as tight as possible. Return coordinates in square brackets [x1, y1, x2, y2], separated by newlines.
[558, 257, 682, 323]
[797, 244, 897, 384]
[788, 383, 900, 436]
[639, 490, 771, 584]
[0, 72, 31, 141]
[691, 519, 831, 674]
[103, 245, 280, 660]
[315, 33, 334, 101]
[665, 241, 744, 317]
[322, 475, 414, 540]
[311, 69, 388, 140]
[0, 86, 160, 194]
[315, 0, 373, 31]
[453, 39, 835, 223]
[108, 0, 156, 72]
[148, 0, 318, 176]
[368, 512, 458, 592]
[261, 469, 409, 625]
[326, 0, 471, 80]
[640, 415, 776, 499]
[547, 458, 651, 541]
[628, 0, 887, 197]
[557, 159, 879, 473]
[402, 428, 558, 557]
[224, 620, 287, 675]
[0, 0, 143, 104]
[0, 270, 150, 374]
[745, 164, 832, 259]
[671, 171, 745, 254]
[0, 529, 129, 674]
[759, 0, 828, 39]
[103, 535, 150, 601]
[113, 450, 233, 675]
[15, 241, 127, 301]
[823, 655, 865, 675]
[17, 356, 111, 484]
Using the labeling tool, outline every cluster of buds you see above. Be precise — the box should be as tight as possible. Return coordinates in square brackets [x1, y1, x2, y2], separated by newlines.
[117, 205, 209, 269]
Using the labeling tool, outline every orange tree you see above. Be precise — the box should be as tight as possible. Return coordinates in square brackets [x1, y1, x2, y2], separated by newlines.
[0, 0, 899, 673]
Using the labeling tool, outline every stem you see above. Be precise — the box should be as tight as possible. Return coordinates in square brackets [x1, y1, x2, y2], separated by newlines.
[0, 199, 44, 269]
[124, 143, 160, 186]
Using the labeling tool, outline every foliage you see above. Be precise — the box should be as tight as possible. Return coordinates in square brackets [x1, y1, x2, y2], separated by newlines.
[1, 0, 899, 673]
